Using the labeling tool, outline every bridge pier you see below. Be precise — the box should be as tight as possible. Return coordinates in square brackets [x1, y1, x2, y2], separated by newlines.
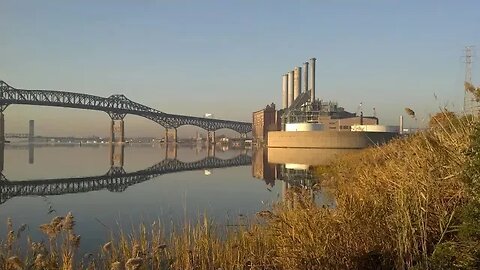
[207, 143, 216, 157]
[28, 144, 34, 164]
[207, 131, 216, 144]
[0, 142, 4, 175]
[0, 112, 4, 143]
[109, 143, 125, 168]
[165, 128, 177, 144]
[165, 143, 178, 160]
[110, 119, 125, 144]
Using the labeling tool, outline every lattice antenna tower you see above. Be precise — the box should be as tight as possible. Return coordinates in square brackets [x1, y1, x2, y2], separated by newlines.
[464, 45, 475, 112]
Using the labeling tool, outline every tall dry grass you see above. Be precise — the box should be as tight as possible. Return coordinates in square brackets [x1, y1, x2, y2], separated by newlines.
[0, 111, 478, 269]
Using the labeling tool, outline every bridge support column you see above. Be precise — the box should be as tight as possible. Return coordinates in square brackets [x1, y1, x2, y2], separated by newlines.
[207, 143, 216, 157]
[0, 142, 4, 176]
[109, 143, 125, 168]
[110, 119, 125, 144]
[207, 131, 216, 144]
[165, 128, 177, 144]
[165, 143, 178, 160]
[28, 144, 34, 164]
[0, 112, 4, 143]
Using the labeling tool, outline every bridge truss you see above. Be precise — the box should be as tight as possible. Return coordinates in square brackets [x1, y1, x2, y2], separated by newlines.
[0, 80, 252, 134]
[0, 154, 251, 204]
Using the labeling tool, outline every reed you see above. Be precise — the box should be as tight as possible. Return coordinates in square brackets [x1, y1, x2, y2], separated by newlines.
[0, 110, 479, 269]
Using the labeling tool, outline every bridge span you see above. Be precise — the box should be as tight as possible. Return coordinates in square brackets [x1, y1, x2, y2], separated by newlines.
[0, 80, 252, 143]
[0, 152, 251, 205]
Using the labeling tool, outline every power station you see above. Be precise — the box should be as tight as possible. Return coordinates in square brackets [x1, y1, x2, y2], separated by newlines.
[253, 57, 399, 147]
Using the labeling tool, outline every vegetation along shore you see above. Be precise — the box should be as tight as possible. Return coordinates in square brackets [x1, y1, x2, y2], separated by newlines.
[1, 109, 480, 269]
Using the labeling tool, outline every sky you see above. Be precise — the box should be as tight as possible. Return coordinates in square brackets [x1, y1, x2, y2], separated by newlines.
[1, 0, 479, 137]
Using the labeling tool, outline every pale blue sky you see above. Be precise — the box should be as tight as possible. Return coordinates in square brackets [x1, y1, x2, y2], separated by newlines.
[1, 1, 479, 137]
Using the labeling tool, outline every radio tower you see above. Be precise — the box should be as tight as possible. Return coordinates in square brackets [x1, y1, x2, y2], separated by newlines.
[464, 46, 474, 113]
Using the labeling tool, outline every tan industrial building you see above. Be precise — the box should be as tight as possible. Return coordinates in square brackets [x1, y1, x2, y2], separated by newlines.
[252, 103, 281, 144]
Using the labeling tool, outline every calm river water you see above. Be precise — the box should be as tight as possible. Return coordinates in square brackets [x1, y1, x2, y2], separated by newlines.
[0, 143, 340, 253]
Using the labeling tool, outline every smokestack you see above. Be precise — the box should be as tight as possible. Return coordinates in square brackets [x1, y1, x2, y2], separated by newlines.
[399, 115, 404, 134]
[293, 67, 301, 100]
[302, 62, 309, 94]
[309, 58, 316, 102]
[282, 74, 288, 109]
[287, 71, 294, 107]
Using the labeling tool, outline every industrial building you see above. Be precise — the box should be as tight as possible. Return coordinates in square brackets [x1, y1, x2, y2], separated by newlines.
[252, 103, 281, 144]
[252, 57, 399, 148]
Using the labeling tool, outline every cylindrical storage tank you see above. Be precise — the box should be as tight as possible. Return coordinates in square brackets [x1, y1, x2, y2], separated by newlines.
[309, 58, 316, 102]
[350, 125, 400, 133]
[287, 71, 294, 107]
[282, 74, 288, 109]
[302, 62, 309, 94]
[293, 67, 301, 101]
[285, 123, 323, 131]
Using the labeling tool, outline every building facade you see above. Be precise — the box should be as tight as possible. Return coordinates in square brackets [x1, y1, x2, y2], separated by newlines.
[252, 103, 281, 144]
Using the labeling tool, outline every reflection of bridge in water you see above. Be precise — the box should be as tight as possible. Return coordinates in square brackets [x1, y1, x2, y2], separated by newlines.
[0, 144, 251, 205]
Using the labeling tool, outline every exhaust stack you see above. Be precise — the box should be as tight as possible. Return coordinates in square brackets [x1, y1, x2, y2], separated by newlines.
[399, 115, 404, 134]
[302, 62, 309, 94]
[309, 58, 316, 102]
[293, 67, 301, 101]
[287, 71, 294, 107]
[282, 74, 288, 109]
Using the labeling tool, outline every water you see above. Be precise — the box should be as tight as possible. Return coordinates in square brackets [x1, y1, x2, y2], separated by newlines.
[0, 143, 346, 253]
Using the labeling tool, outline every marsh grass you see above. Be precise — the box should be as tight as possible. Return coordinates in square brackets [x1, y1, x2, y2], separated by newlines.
[1, 111, 479, 269]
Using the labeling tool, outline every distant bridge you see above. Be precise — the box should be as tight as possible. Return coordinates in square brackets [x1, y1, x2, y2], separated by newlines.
[5, 133, 29, 139]
[0, 80, 252, 142]
[0, 154, 251, 205]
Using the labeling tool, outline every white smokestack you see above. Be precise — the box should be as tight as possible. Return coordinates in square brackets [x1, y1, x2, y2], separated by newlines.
[282, 74, 288, 109]
[399, 115, 404, 134]
[302, 62, 309, 94]
[293, 67, 301, 100]
[288, 71, 294, 107]
[309, 58, 316, 102]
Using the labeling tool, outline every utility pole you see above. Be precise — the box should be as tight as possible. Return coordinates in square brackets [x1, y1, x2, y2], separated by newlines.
[464, 46, 474, 113]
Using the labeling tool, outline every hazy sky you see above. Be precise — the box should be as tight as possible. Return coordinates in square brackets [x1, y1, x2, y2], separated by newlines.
[1, 1, 479, 137]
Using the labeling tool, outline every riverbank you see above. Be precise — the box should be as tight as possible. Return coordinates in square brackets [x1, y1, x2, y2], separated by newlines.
[1, 112, 479, 269]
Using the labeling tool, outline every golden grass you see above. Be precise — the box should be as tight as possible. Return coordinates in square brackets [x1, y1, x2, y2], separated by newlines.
[0, 112, 478, 269]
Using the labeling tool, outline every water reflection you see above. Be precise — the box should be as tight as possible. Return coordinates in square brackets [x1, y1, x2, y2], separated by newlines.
[252, 147, 360, 207]
[28, 143, 34, 164]
[0, 143, 251, 205]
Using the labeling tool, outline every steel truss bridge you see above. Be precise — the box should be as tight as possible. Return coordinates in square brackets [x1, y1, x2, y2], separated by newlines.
[5, 133, 29, 138]
[0, 80, 252, 134]
[0, 154, 251, 205]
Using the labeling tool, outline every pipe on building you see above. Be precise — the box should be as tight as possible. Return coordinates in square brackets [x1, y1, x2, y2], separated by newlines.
[309, 58, 316, 102]
[302, 62, 309, 94]
[287, 71, 294, 107]
[293, 67, 301, 101]
[282, 74, 288, 109]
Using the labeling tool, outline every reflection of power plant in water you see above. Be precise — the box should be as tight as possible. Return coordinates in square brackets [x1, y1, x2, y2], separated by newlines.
[0, 145, 251, 204]
[252, 147, 339, 207]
